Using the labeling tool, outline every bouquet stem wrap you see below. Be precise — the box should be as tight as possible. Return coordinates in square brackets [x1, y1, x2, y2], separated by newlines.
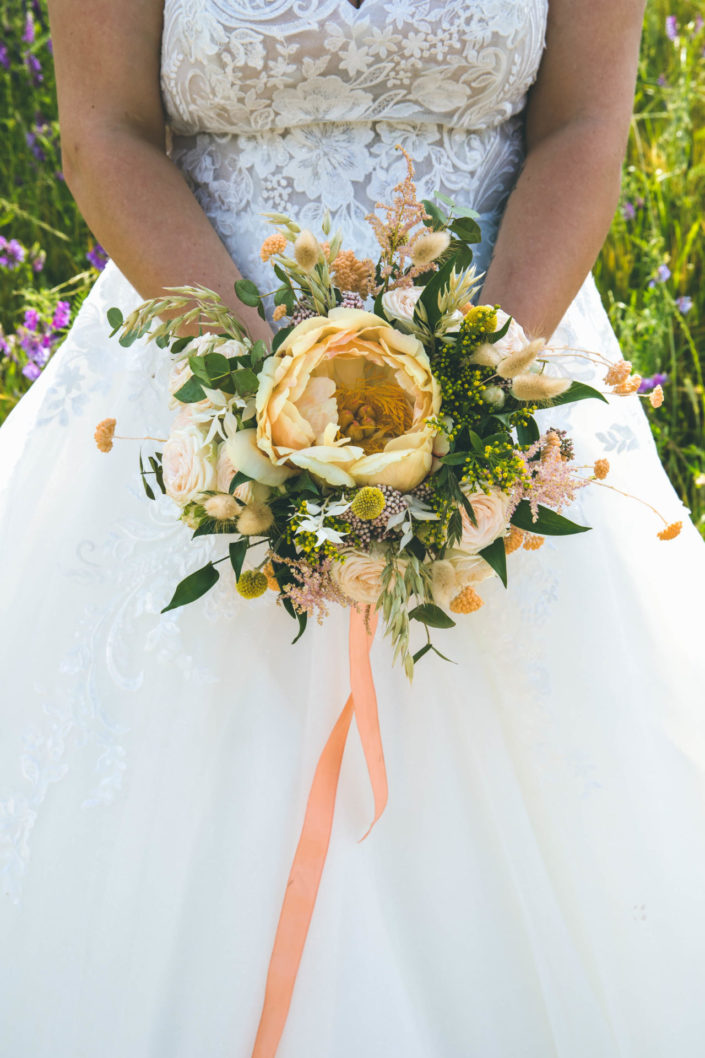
[251, 608, 386, 1057]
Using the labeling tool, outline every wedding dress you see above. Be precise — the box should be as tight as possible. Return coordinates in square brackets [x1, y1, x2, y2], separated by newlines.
[3, 2, 705, 1055]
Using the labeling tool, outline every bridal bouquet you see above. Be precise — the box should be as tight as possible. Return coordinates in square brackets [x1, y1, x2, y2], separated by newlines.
[96, 148, 679, 677]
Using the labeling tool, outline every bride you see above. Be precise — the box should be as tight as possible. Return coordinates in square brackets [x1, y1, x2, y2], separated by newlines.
[2, 1, 705, 1055]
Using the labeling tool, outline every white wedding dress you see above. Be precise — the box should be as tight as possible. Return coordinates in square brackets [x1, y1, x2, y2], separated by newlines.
[2, 2, 705, 1056]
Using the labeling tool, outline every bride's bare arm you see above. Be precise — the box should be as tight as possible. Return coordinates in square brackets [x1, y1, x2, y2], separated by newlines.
[480, 0, 647, 339]
[47, 0, 272, 341]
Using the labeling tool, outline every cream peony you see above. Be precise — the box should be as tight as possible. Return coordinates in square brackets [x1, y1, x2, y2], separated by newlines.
[246, 307, 441, 491]
[458, 489, 512, 554]
[162, 424, 216, 506]
[331, 549, 396, 606]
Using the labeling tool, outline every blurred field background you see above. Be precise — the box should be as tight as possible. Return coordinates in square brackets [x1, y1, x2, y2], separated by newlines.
[1, 0, 704, 533]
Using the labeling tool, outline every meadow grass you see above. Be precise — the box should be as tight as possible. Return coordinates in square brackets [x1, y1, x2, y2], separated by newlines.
[1, 0, 704, 531]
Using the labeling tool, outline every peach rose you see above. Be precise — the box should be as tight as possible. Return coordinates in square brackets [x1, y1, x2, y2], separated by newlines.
[162, 424, 216, 506]
[457, 488, 512, 554]
[240, 307, 441, 491]
[381, 285, 424, 325]
[331, 548, 398, 606]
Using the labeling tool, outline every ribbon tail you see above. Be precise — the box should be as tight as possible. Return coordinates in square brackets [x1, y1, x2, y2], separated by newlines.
[349, 608, 388, 843]
[250, 694, 355, 1058]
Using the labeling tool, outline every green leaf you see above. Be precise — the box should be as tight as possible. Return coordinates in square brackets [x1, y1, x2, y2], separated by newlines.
[271, 325, 293, 353]
[107, 307, 123, 335]
[232, 367, 260, 395]
[119, 330, 140, 348]
[148, 455, 166, 495]
[478, 536, 508, 588]
[434, 191, 456, 209]
[187, 354, 211, 382]
[516, 417, 540, 446]
[405, 536, 426, 562]
[289, 470, 320, 495]
[511, 500, 592, 536]
[203, 351, 231, 380]
[409, 603, 456, 629]
[250, 339, 268, 371]
[173, 375, 207, 403]
[487, 317, 512, 344]
[228, 471, 253, 494]
[450, 216, 481, 243]
[441, 450, 470, 466]
[458, 492, 477, 527]
[228, 540, 248, 580]
[234, 278, 262, 307]
[412, 642, 433, 664]
[139, 450, 155, 501]
[161, 562, 220, 613]
[546, 380, 609, 408]
[170, 336, 192, 356]
[420, 198, 447, 228]
[430, 644, 457, 664]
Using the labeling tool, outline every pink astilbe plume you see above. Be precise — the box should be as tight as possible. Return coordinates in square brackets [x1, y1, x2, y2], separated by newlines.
[365, 145, 433, 291]
[510, 433, 589, 521]
[273, 554, 348, 623]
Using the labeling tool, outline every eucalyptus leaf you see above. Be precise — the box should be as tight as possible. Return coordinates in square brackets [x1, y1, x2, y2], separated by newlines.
[234, 278, 261, 307]
[161, 562, 220, 613]
[107, 307, 123, 334]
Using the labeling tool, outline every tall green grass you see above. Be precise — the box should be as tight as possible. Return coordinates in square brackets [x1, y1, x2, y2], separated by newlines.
[1, 0, 704, 532]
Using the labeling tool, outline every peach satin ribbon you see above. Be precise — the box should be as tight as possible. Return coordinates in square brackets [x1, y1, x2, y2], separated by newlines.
[251, 607, 387, 1057]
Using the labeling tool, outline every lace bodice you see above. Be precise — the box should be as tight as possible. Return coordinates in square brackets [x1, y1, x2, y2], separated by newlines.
[160, 0, 548, 304]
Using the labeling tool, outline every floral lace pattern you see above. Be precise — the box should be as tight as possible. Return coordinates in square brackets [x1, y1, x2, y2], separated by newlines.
[161, 0, 549, 296]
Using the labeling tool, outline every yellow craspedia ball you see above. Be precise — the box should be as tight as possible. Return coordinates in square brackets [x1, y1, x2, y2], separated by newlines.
[236, 570, 268, 599]
[463, 305, 498, 334]
[350, 486, 386, 521]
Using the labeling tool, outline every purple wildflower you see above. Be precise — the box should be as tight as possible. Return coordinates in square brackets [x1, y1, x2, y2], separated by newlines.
[22, 362, 41, 382]
[52, 301, 71, 329]
[46, 37, 53, 56]
[638, 373, 669, 394]
[23, 308, 40, 331]
[695, 16, 704, 33]
[86, 243, 109, 271]
[622, 201, 636, 221]
[22, 14, 35, 44]
[648, 264, 671, 288]
[0, 238, 26, 269]
[675, 296, 693, 314]
[657, 74, 667, 86]
[24, 52, 43, 84]
[31, 250, 46, 273]
[666, 16, 678, 41]
[25, 130, 46, 163]
[0, 43, 9, 69]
